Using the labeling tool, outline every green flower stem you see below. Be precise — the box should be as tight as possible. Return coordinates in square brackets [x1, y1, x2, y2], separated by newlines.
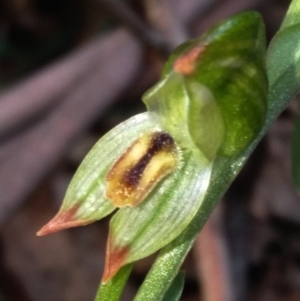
[95, 264, 133, 301]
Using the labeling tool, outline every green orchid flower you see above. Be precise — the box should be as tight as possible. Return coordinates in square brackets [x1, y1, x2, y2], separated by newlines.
[37, 11, 267, 283]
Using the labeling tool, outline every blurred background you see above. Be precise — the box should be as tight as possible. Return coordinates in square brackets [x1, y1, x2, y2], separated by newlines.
[0, 0, 298, 300]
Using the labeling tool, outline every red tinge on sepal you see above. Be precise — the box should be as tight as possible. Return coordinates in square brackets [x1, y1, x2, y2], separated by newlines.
[102, 235, 130, 283]
[36, 205, 90, 236]
[173, 44, 206, 75]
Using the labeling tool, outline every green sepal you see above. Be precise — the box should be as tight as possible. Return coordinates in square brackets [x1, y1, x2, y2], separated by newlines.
[62, 114, 161, 220]
[143, 11, 268, 158]
[37, 113, 162, 235]
[103, 138, 211, 279]
[143, 72, 224, 161]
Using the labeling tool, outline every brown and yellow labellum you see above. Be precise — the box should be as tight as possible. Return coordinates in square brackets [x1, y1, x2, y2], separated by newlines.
[105, 131, 178, 207]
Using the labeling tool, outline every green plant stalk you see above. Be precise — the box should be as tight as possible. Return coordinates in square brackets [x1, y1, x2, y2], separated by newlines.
[94, 0, 300, 299]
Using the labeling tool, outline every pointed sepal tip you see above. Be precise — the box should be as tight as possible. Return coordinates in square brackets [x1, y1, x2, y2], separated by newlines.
[101, 235, 130, 284]
[36, 205, 91, 236]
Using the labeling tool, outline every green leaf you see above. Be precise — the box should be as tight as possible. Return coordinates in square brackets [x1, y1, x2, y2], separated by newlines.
[161, 271, 185, 301]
